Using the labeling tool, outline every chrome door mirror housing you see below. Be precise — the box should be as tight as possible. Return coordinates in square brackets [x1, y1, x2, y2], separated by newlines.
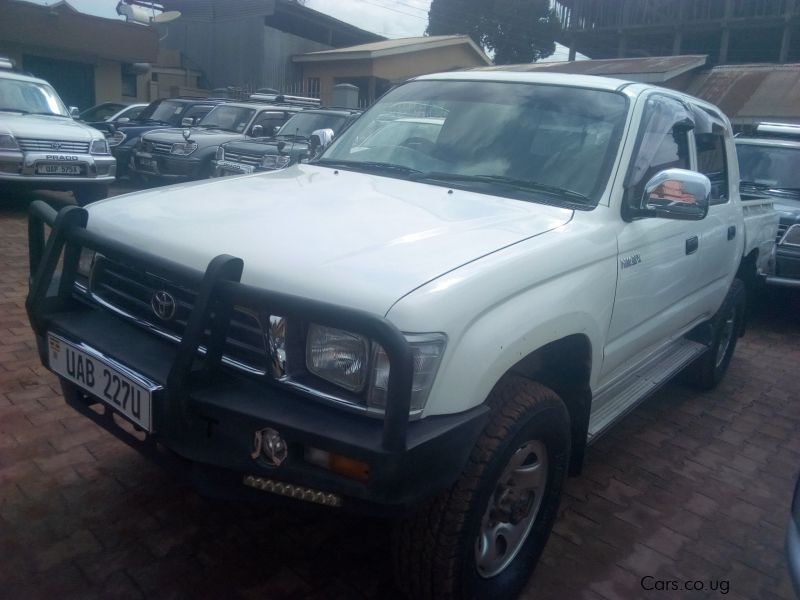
[251, 124, 264, 138]
[640, 169, 711, 221]
[181, 117, 195, 127]
[69, 106, 80, 118]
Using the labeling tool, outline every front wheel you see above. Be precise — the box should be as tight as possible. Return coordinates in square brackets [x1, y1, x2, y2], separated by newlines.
[73, 184, 108, 206]
[685, 278, 746, 391]
[393, 376, 570, 600]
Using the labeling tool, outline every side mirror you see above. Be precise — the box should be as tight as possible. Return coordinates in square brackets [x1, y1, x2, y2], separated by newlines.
[640, 169, 710, 221]
[116, 117, 130, 124]
[69, 106, 80, 118]
[181, 117, 195, 127]
[251, 125, 264, 138]
[309, 128, 335, 155]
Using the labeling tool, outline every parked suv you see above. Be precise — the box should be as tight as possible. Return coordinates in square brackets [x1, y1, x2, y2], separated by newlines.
[100, 97, 223, 178]
[214, 108, 362, 176]
[131, 101, 304, 181]
[736, 122, 800, 288]
[26, 72, 777, 598]
[0, 68, 114, 205]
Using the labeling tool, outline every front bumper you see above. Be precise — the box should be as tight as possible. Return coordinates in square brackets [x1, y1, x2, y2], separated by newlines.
[131, 150, 203, 179]
[0, 150, 116, 184]
[25, 201, 488, 513]
[212, 159, 257, 177]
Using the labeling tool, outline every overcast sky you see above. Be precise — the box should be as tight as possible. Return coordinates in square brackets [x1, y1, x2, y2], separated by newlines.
[30, 0, 577, 61]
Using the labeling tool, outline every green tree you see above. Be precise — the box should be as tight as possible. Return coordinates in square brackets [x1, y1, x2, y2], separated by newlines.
[427, 0, 560, 64]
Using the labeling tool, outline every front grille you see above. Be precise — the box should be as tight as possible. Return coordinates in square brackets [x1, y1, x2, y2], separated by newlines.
[90, 257, 268, 373]
[18, 138, 90, 153]
[149, 141, 173, 155]
[224, 151, 262, 167]
[777, 223, 789, 243]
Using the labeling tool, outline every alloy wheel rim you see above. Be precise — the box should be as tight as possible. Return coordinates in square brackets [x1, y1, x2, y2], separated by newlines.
[715, 311, 736, 368]
[475, 439, 548, 578]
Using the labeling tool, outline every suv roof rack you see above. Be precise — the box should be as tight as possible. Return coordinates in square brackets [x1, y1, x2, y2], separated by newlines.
[754, 122, 800, 138]
[248, 93, 321, 107]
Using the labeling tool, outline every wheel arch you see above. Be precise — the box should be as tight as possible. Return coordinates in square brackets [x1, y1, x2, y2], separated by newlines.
[506, 334, 593, 476]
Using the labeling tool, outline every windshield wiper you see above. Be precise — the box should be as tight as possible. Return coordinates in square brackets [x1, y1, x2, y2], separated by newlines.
[413, 172, 593, 205]
[0, 107, 29, 113]
[314, 159, 423, 177]
[28, 111, 69, 117]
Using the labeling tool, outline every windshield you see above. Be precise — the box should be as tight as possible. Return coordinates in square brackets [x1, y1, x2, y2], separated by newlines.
[79, 103, 126, 121]
[138, 100, 186, 125]
[277, 112, 347, 139]
[198, 105, 256, 133]
[0, 78, 69, 116]
[322, 80, 628, 204]
[737, 143, 800, 190]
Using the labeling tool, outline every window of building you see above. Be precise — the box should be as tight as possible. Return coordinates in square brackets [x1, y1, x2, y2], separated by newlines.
[121, 64, 138, 98]
[306, 78, 320, 99]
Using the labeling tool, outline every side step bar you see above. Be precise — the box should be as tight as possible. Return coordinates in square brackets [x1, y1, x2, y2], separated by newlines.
[587, 338, 707, 443]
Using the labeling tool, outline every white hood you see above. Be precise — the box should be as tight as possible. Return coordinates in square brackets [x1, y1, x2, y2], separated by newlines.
[0, 113, 102, 141]
[87, 164, 573, 315]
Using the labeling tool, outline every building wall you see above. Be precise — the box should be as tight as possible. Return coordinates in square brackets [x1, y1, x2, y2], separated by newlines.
[301, 44, 486, 105]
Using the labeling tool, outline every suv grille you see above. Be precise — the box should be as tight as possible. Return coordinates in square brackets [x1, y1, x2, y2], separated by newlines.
[18, 138, 90, 153]
[145, 141, 173, 155]
[224, 151, 262, 167]
[90, 258, 268, 373]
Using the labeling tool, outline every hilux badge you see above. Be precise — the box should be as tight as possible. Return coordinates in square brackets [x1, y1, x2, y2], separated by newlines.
[151, 290, 177, 321]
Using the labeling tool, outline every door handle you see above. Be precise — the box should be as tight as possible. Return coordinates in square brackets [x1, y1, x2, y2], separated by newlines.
[686, 236, 699, 255]
[728, 225, 736, 240]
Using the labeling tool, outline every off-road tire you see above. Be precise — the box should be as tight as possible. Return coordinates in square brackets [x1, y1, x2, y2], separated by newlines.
[685, 278, 746, 391]
[73, 184, 108, 206]
[392, 376, 570, 600]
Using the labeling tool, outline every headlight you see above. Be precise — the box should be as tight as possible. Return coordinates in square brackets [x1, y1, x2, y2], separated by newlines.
[77, 249, 97, 280]
[305, 324, 446, 412]
[367, 334, 446, 412]
[107, 131, 126, 148]
[171, 142, 198, 156]
[0, 134, 19, 150]
[261, 154, 291, 170]
[306, 324, 370, 392]
[90, 139, 109, 155]
[215, 146, 224, 161]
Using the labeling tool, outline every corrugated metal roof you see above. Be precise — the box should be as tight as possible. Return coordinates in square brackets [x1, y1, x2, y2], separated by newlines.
[473, 55, 708, 83]
[686, 63, 800, 124]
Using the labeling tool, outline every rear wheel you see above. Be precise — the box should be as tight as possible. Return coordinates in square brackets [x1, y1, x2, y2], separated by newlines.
[393, 376, 570, 600]
[685, 278, 746, 391]
[73, 184, 108, 206]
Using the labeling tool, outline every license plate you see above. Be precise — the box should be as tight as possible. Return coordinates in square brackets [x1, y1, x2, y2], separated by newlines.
[219, 161, 254, 174]
[138, 158, 158, 173]
[47, 334, 156, 431]
[36, 164, 81, 175]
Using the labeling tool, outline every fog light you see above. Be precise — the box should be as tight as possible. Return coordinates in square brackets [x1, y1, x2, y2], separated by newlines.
[305, 447, 370, 482]
[243, 475, 342, 506]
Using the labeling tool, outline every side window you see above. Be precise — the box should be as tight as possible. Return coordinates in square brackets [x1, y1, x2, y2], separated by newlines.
[693, 107, 729, 205]
[626, 95, 692, 208]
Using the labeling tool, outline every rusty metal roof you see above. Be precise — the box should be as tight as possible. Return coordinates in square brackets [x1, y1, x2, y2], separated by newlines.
[686, 63, 800, 125]
[473, 55, 708, 83]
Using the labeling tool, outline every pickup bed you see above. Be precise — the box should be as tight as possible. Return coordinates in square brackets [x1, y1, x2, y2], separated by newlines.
[26, 71, 777, 599]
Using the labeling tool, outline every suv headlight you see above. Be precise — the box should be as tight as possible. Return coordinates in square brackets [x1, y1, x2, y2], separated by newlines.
[215, 146, 224, 161]
[261, 154, 291, 170]
[305, 324, 446, 412]
[171, 141, 198, 156]
[107, 131, 126, 148]
[0, 134, 20, 150]
[90, 139, 109, 155]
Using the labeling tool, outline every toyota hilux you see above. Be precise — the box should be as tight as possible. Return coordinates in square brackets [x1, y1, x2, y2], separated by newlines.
[26, 72, 777, 599]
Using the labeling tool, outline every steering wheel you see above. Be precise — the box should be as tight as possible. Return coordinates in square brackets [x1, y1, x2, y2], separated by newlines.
[400, 137, 435, 154]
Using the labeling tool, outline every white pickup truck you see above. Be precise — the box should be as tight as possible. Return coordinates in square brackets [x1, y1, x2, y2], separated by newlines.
[26, 72, 777, 599]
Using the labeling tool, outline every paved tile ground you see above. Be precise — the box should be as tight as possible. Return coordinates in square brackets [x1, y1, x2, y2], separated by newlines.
[1, 187, 799, 599]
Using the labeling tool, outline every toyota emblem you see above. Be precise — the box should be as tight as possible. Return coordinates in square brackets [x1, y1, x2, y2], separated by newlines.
[151, 290, 177, 321]
[50, 142, 62, 150]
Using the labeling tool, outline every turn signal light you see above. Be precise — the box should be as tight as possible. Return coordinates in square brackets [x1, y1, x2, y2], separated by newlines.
[305, 447, 370, 482]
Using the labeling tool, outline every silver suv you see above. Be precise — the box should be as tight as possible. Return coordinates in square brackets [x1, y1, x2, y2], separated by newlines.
[0, 67, 115, 205]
